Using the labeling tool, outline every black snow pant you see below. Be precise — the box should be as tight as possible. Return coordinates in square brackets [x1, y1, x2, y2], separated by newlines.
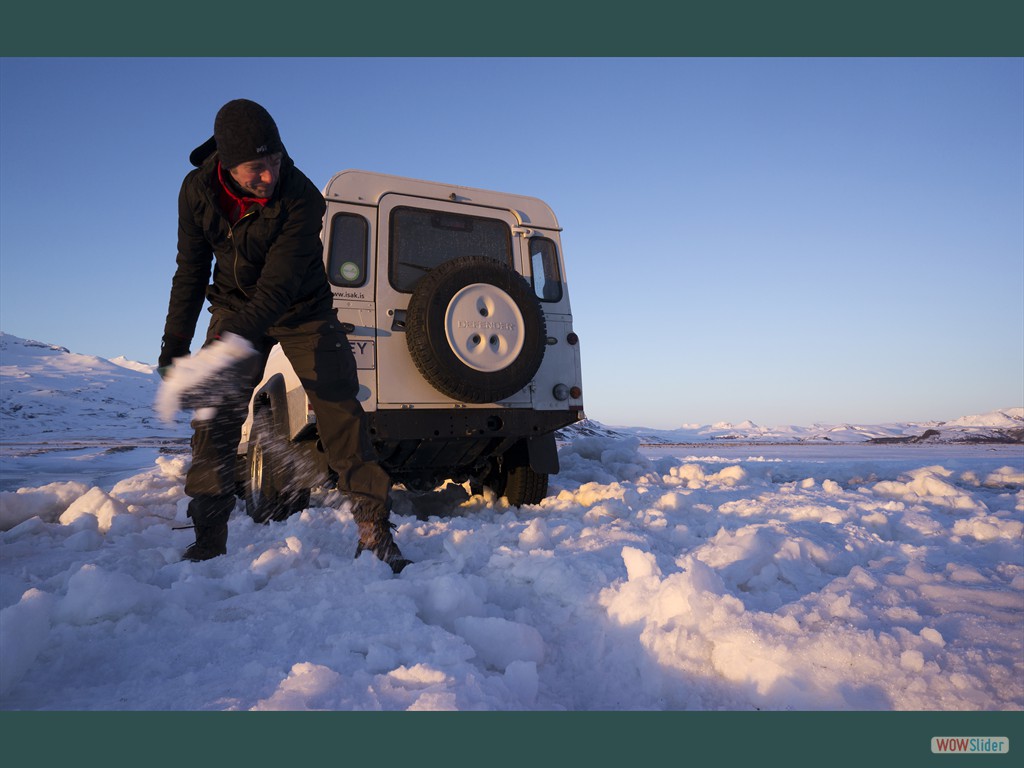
[183, 312, 391, 528]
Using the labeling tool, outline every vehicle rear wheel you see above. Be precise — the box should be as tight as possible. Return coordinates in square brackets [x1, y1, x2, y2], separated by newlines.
[244, 406, 310, 524]
[503, 464, 548, 507]
[475, 455, 548, 507]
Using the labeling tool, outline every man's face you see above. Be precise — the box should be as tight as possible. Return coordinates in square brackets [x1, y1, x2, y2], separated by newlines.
[229, 153, 282, 197]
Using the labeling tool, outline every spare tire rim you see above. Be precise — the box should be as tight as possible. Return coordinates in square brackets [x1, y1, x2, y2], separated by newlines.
[444, 282, 526, 373]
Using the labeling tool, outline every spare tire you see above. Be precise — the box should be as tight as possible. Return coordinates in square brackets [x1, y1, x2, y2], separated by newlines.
[406, 256, 546, 403]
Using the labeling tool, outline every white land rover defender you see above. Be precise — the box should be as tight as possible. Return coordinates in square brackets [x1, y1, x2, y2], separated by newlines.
[236, 170, 584, 522]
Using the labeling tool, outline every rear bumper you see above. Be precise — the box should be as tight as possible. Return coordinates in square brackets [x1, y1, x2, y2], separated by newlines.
[367, 407, 581, 441]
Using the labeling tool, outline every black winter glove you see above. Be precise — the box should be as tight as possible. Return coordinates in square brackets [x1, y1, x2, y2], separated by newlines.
[158, 333, 191, 370]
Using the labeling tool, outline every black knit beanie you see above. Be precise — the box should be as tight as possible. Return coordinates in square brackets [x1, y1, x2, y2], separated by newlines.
[210, 99, 284, 169]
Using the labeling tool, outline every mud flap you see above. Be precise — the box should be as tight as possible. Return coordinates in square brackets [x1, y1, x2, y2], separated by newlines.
[528, 432, 559, 474]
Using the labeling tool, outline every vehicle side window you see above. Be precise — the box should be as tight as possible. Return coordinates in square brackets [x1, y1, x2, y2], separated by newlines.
[529, 236, 563, 302]
[390, 206, 512, 293]
[327, 212, 369, 287]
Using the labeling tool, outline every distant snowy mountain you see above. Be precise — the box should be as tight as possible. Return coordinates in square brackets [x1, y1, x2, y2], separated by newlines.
[109, 356, 157, 375]
[559, 410, 1023, 445]
[0, 332, 190, 442]
[944, 408, 1024, 429]
[1, 331, 1020, 445]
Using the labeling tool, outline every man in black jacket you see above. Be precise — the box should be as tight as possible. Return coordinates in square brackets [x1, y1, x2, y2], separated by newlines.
[159, 99, 409, 572]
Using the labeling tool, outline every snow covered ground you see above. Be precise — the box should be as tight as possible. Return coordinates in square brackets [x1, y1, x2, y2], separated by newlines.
[1, 332, 1022, 717]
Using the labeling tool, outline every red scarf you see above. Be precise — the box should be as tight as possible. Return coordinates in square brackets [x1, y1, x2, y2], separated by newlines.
[216, 162, 269, 224]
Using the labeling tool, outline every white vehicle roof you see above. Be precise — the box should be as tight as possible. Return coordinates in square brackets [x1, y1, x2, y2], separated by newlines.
[322, 169, 561, 231]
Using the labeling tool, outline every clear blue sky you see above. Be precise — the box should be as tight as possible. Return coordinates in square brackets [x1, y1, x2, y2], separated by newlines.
[1, 57, 1021, 428]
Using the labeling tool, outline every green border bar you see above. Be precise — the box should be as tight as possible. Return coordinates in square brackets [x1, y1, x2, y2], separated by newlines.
[3, 711, 1022, 767]
[2, 1, 1023, 55]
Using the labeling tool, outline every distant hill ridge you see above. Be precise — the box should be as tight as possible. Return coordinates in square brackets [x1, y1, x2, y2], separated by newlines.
[558, 410, 1024, 445]
[2, 331, 1020, 445]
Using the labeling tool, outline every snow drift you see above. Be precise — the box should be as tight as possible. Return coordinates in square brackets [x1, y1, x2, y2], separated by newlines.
[0, 331, 1021, 711]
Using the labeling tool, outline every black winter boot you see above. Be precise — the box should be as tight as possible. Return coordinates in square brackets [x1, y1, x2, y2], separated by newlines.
[351, 495, 411, 574]
[355, 518, 411, 574]
[182, 522, 228, 562]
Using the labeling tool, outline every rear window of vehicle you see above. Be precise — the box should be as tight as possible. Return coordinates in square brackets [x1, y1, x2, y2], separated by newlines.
[326, 212, 369, 288]
[389, 206, 512, 292]
[529, 236, 563, 302]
